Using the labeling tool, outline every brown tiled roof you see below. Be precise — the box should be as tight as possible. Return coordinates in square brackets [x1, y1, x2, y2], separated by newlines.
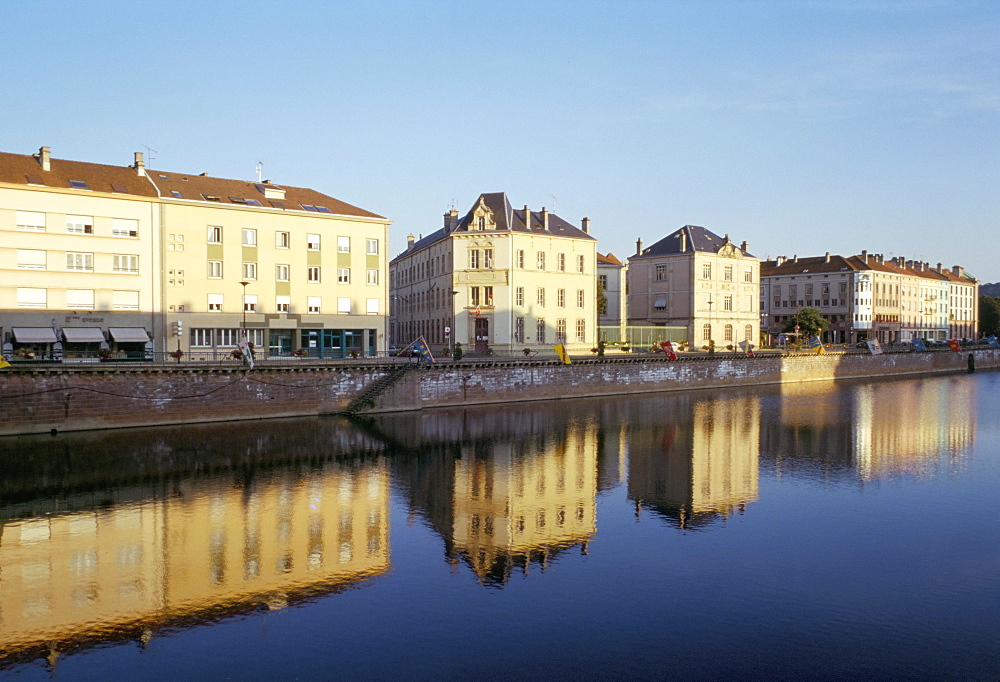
[0, 148, 385, 220]
[597, 252, 623, 265]
[760, 255, 858, 276]
[0, 151, 158, 197]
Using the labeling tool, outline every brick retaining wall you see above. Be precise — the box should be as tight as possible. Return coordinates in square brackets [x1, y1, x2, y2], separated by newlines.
[1, 350, 996, 436]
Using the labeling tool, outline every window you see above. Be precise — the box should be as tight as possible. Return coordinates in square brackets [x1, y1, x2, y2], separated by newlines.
[471, 287, 481, 306]
[338, 268, 350, 284]
[17, 287, 46, 308]
[725, 324, 733, 341]
[702, 263, 712, 279]
[276, 295, 290, 313]
[599, 274, 608, 289]
[208, 294, 223, 312]
[469, 250, 480, 269]
[16, 211, 45, 231]
[577, 290, 585, 308]
[112, 290, 139, 310]
[516, 287, 524, 306]
[655, 264, 666, 281]
[517, 250, 525, 268]
[276, 264, 290, 281]
[484, 249, 493, 268]
[367, 298, 380, 315]
[724, 295, 733, 311]
[558, 253, 566, 272]
[577, 255, 585, 273]
[66, 289, 94, 309]
[338, 236, 350, 253]
[242, 262, 257, 280]
[557, 289, 566, 308]
[536, 319, 546, 344]
[307, 297, 322, 314]
[702, 323, 712, 341]
[537, 288, 545, 307]
[367, 269, 379, 285]
[338, 297, 351, 314]
[515, 317, 525, 343]
[242, 228, 257, 246]
[576, 319, 586, 343]
[303, 234, 320, 251]
[745, 324, 753, 341]
[207, 226, 222, 243]
[208, 260, 223, 278]
[556, 319, 567, 341]
[244, 295, 257, 313]
[724, 265, 733, 281]
[112, 218, 138, 237]
[191, 329, 213, 347]
[65, 252, 93, 271]
[276, 231, 290, 248]
[66, 215, 94, 234]
[308, 266, 321, 282]
[484, 286, 493, 305]
[367, 239, 379, 255]
[17, 249, 46, 270]
[537, 251, 545, 270]
[744, 268, 753, 283]
[113, 254, 139, 273]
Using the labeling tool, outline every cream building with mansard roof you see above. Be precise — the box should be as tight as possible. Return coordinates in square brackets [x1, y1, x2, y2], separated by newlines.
[389, 192, 598, 354]
[0, 146, 389, 361]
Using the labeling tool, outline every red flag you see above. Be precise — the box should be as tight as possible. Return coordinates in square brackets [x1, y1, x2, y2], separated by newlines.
[947, 339, 961, 352]
[660, 341, 677, 360]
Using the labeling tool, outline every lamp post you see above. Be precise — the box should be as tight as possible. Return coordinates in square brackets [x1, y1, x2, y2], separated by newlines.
[240, 281, 249, 332]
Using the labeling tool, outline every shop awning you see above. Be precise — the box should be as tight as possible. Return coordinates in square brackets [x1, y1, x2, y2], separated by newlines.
[653, 296, 667, 308]
[12, 327, 58, 343]
[109, 327, 150, 342]
[62, 327, 106, 343]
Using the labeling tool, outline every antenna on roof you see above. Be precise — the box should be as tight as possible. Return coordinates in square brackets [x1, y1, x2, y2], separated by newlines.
[449, 198, 455, 211]
[550, 195, 557, 211]
[256, 161, 263, 183]
[142, 145, 158, 164]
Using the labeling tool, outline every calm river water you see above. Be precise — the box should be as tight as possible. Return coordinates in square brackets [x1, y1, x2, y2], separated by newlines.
[1, 372, 998, 681]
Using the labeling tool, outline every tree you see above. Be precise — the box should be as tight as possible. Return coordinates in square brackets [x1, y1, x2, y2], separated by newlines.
[783, 307, 827, 338]
[596, 279, 608, 315]
[979, 295, 1000, 337]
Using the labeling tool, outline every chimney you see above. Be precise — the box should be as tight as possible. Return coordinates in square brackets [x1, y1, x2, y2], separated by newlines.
[741, 241, 749, 253]
[443, 208, 458, 231]
[523, 205, 531, 229]
[793, 254, 798, 263]
[679, 230, 687, 252]
[636, 238, 643, 255]
[824, 252, 831, 263]
[861, 250, 868, 263]
[776, 256, 786, 266]
[952, 265, 964, 277]
[406, 233, 415, 251]
[36, 146, 51, 171]
[542, 207, 549, 231]
[581, 217, 590, 234]
[133, 151, 146, 177]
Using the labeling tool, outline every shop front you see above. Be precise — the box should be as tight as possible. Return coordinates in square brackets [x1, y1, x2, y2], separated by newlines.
[62, 327, 108, 362]
[107, 328, 153, 361]
[4, 328, 61, 362]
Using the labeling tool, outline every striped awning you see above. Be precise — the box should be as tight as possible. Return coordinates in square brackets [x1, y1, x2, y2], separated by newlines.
[109, 327, 150, 342]
[12, 327, 58, 343]
[62, 327, 106, 343]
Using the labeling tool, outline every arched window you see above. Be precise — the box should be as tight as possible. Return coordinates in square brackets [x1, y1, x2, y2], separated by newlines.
[724, 324, 733, 341]
[702, 324, 712, 341]
[745, 324, 753, 341]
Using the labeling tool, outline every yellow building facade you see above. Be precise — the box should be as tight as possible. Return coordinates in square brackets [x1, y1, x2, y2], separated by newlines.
[0, 147, 390, 361]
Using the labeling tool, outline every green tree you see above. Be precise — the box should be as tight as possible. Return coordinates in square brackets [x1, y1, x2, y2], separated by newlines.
[596, 279, 608, 315]
[783, 307, 828, 338]
[979, 295, 1000, 337]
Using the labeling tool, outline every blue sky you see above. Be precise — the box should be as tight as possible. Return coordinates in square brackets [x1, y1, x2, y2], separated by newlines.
[3, 1, 998, 280]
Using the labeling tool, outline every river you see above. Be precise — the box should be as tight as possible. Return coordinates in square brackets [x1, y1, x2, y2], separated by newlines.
[1, 372, 997, 681]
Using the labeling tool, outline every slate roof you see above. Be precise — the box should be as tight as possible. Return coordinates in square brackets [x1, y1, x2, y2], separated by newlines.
[396, 192, 595, 261]
[634, 225, 755, 259]
[0, 148, 384, 219]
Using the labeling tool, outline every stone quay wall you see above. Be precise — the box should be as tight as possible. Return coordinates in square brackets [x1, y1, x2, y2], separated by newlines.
[1, 350, 997, 436]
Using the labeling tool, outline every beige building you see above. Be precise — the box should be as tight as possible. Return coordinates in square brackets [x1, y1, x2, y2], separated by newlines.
[389, 193, 598, 354]
[627, 225, 759, 349]
[0, 146, 390, 362]
[761, 250, 978, 345]
[596, 252, 626, 340]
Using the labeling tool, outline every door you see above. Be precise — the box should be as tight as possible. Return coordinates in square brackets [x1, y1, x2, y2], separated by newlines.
[475, 317, 489, 352]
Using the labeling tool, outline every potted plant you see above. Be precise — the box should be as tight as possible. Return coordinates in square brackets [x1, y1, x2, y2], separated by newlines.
[349, 350, 360, 358]
[523, 347, 533, 356]
[293, 349, 308, 357]
[231, 349, 243, 360]
[168, 349, 184, 362]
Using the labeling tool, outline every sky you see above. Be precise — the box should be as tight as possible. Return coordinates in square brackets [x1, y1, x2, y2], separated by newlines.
[3, 1, 998, 281]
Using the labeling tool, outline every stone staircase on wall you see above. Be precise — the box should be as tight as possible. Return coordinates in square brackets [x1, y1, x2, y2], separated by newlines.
[343, 364, 414, 415]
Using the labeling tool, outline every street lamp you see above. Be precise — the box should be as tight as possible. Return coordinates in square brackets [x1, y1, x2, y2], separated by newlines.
[240, 281, 249, 332]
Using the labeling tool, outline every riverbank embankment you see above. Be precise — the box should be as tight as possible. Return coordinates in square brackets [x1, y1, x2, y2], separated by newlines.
[1, 349, 996, 436]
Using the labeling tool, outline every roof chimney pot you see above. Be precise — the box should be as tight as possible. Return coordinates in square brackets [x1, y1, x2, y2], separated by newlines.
[542, 207, 549, 231]
[523, 205, 531, 229]
[581, 217, 590, 234]
[636, 238, 643, 255]
[133, 151, 146, 177]
[37, 146, 51, 171]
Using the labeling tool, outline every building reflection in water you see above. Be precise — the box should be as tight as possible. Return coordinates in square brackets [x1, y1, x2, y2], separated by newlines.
[762, 377, 975, 482]
[0, 420, 391, 668]
[378, 407, 603, 587]
[626, 393, 761, 530]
